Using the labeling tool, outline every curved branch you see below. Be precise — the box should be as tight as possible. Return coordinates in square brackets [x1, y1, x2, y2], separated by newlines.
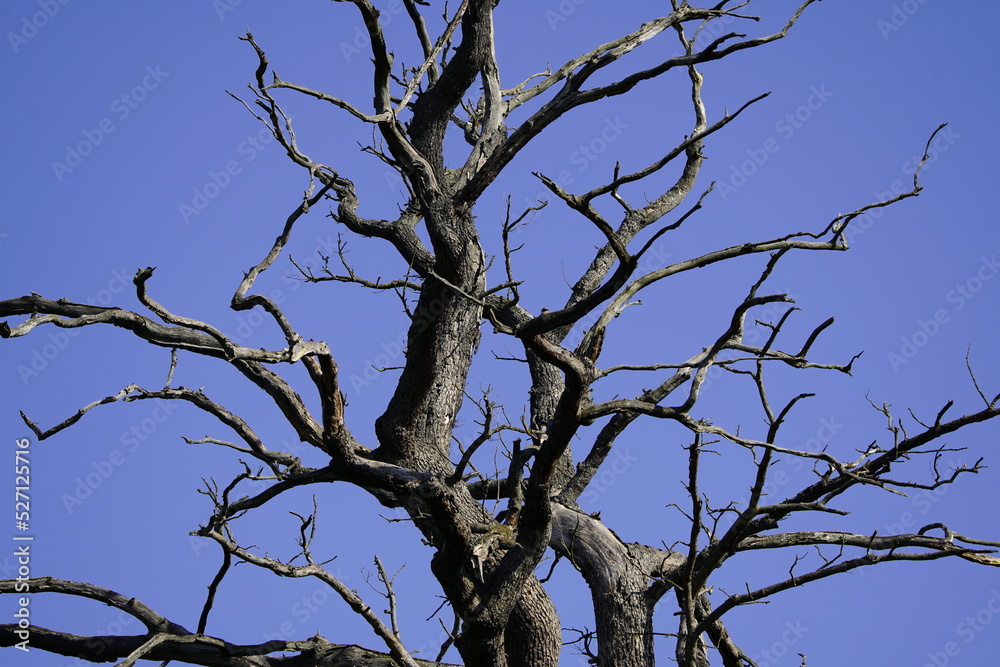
[198, 527, 421, 667]
[0, 577, 189, 635]
[692, 543, 997, 642]
[396, 0, 469, 111]
[0, 624, 458, 667]
[459, 1, 821, 202]
[332, 0, 440, 196]
[0, 295, 328, 365]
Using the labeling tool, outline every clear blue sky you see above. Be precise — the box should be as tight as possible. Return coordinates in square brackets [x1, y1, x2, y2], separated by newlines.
[2, 1, 999, 665]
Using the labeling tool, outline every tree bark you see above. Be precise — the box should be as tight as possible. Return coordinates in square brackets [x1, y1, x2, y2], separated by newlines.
[551, 505, 682, 666]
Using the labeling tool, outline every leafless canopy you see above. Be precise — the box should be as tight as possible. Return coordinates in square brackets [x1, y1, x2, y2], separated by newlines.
[2, 2, 999, 666]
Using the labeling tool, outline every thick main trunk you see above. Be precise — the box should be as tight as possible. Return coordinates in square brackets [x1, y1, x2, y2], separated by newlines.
[552, 505, 674, 666]
[594, 575, 655, 666]
[505, 576, 562, 666]
[369, 204, 561, 666]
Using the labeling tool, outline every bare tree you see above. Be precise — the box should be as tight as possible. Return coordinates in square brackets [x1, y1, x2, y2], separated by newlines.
[2, 2, 998, 666]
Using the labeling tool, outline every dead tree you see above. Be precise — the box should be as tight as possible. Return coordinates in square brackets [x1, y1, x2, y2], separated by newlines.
[2, 2, 999, 666]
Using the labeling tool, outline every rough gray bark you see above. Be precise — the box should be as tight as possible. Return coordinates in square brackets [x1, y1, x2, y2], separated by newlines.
[2, 2, 1000, 666]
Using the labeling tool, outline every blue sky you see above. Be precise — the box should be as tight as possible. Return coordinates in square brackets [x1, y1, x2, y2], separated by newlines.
[2, 1, 999, 665]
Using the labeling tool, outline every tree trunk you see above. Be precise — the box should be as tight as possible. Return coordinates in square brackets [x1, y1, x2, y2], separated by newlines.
[552, 505, 669, 666]
[368, 202, 562, 666]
